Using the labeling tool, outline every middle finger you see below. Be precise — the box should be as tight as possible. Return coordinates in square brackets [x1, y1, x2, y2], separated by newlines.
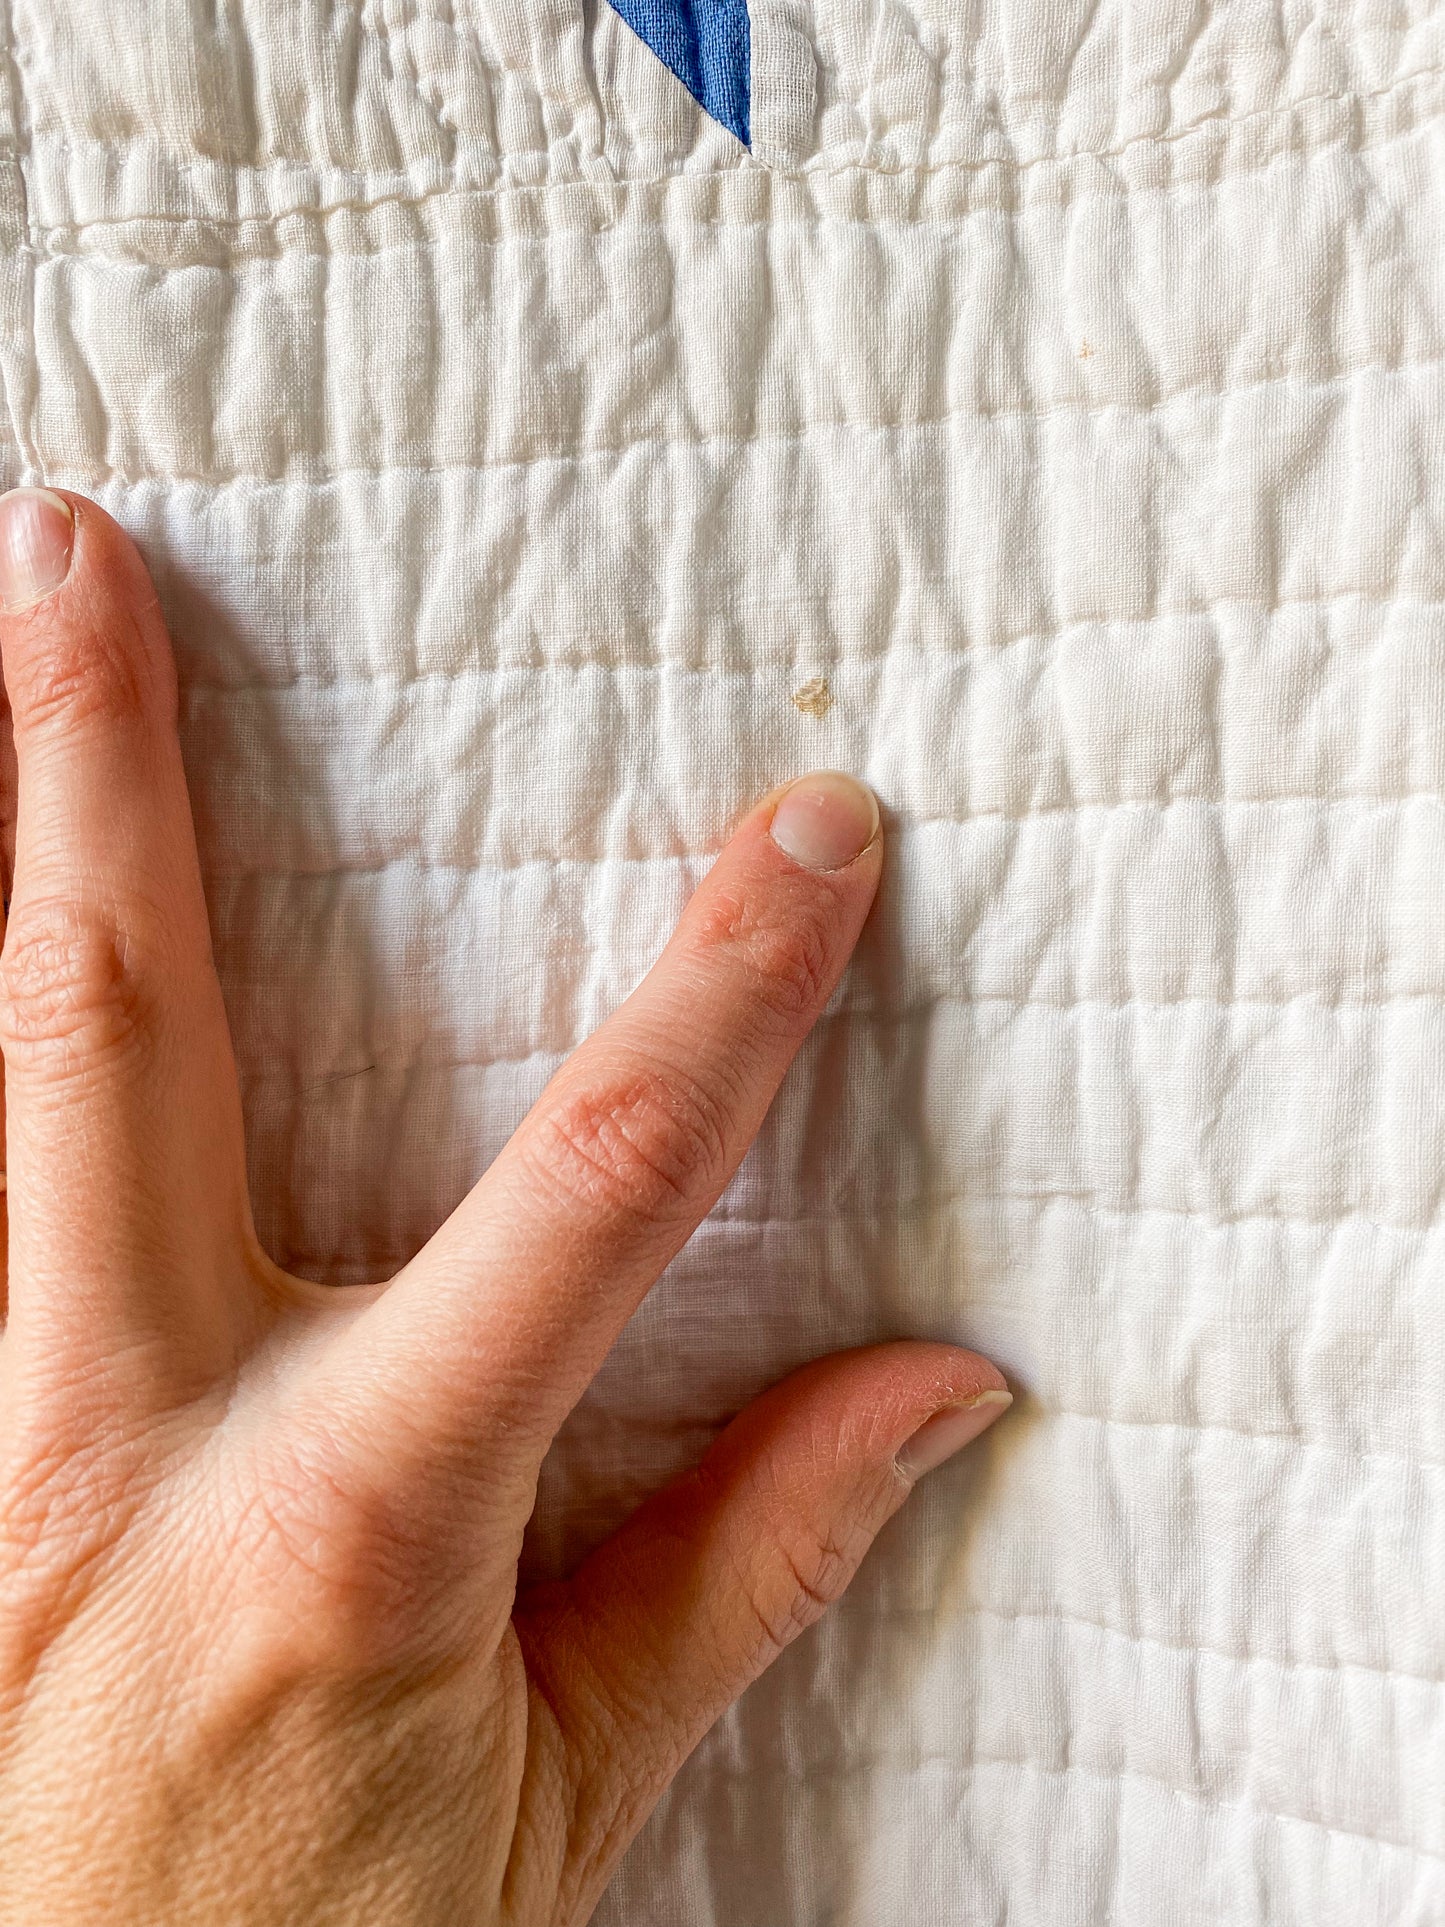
[348, 772, 885, 1472]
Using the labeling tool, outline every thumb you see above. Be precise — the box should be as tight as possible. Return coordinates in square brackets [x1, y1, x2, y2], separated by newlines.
[514, 1342, 1011, 1912]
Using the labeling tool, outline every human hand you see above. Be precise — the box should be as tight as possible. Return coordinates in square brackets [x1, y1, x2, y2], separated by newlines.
[0, 488, 1010, 1926]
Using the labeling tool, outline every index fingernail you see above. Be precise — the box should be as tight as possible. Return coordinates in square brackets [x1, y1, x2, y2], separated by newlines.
[769, 772, 880, 872]
[0, 488, 74, 612]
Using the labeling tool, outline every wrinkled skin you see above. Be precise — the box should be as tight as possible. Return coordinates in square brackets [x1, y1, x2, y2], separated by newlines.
[0, 489, 1009, 1926]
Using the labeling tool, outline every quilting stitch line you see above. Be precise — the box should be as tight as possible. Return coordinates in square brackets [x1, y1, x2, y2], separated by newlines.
[26, 84, 1445, 273]
[160, 573, 1445, 683]
[187, 793, 1445, 886]
[6, 57, 1442, 220]
[680, 1596, 1445, 1693]
[28, 340, 1445, 492]
[252, 1156, 1445, 1241]
[214, 991, 1445, 1028]
[704, 1186, 1445, 1240]
[248, 1232, 1445, 1469]
[674, 1749, 1445, 1864]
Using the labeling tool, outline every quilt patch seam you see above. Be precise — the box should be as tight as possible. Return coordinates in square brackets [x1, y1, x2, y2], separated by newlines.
[26, 345, 1445, 492]
[606, 0, 751, 146]
[5, 57, 1441, 179]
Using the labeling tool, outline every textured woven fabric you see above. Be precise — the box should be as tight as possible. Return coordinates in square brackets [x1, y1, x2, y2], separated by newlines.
[1, 2, 1443, 1921]
[610, 0, 752, 145]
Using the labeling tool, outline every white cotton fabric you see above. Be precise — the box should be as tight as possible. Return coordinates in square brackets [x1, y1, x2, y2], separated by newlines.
[1, 1, 1443, 1919]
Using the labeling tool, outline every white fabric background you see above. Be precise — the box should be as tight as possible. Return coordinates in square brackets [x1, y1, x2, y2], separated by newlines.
[1, 1, 1442, 1919]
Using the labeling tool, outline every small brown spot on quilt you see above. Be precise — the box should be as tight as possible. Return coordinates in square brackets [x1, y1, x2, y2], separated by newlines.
[792, 675, 834, 718]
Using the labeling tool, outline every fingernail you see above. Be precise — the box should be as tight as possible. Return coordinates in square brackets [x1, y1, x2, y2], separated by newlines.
[0, 488, 74, 612]
[769, 771, 880, 872]
[895, 1389, 1012, 1482]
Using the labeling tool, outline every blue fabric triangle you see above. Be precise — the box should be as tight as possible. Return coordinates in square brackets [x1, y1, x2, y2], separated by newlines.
[608, 0, 751, 147]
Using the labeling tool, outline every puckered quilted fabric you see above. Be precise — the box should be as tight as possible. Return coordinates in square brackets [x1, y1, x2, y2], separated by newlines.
[1, 2, 1443, 1920]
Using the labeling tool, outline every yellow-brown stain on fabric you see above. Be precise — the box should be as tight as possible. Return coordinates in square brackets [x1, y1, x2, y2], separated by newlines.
[792, 676, 834, 718]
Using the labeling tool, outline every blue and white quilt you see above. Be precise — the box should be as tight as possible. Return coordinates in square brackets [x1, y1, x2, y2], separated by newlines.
[0, 1, 1441, 1919]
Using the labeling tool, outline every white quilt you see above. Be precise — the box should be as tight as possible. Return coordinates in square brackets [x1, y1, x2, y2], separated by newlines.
[1, 1, 1442, 1920]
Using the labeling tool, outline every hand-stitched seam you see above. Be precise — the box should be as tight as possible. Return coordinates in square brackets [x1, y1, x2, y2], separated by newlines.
[190, 793, 1445, 889]
[675, 1746, 1445, 1863]
[216, 1005, 1445, 1125]
[788, 1598, 1445, 1693]
[253, 1168, 1445, 1243]
[34, 342, 1445, 492]
[220, 1226, 1445, 1466]
[0, 130, 752, 195]
[705, 1185, 1445, 1240]
[239, 1007, 1445, 1109]
[1058, 1409, 1445, 1474]
[931, 988, 1445, 1013]
[714, 1594, 1445, 1695]
[5, 57, 1442, 221]
[609, 0, 751, 148]
[27, 84, 1445, 270]
[165, 584, 1445, 686]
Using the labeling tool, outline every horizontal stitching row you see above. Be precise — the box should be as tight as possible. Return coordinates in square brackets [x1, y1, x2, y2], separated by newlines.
[1059, 1407, 1443, 1472]
[262, 1185, 1445, 1243]
[705, 1187, 1445, 1240]
[166, 587, 1445, 688]
[680, 1742, 1445, 1864]
[545, 1518, 1444, 1686]
[224, 1241, 1445, 1477]
[0, 135, 744, 198]
[241, 976, 1445, 1073]
[224, 993, 1445, 1062]
[18, 91, 1443, 267]
[6, 61, 1442, 239]
[194, 791, 1445, 884]
[831, 1599, 1445, 1694]
[27, 344, 1445, 493]
[155, 782, 1445, 833]
[224, 989, 1445, 1094]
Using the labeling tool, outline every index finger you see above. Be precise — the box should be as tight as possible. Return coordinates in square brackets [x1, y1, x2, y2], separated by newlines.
[351, 771, 884, 1467]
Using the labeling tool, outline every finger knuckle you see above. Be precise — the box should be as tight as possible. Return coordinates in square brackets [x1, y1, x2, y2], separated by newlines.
[226, 1451, 440, 1679]
[746, 1521, 859, 1657]
[8, 603, 166, 740]
[696, 886, 837, 1031]
[0, 903, 150, 1083]
[531, 1065, 731, 1223]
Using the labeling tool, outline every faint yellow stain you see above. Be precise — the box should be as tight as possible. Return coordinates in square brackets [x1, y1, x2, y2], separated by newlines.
[1078, 338, 1094, 359]
[791, 675, 834, 719]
